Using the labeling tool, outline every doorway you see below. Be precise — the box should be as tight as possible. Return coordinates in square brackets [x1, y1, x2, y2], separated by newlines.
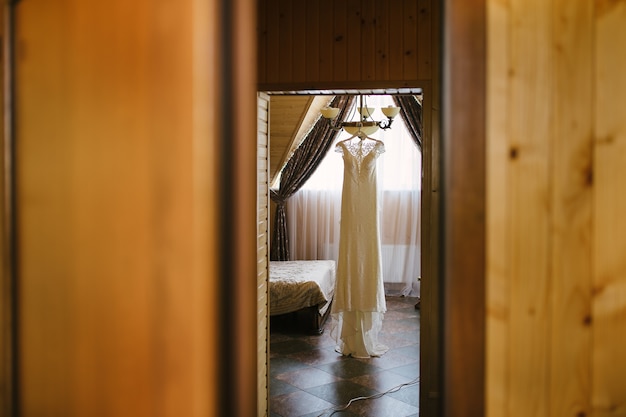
[259, 90, 439, 416]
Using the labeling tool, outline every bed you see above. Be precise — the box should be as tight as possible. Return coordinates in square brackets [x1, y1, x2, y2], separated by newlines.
[269, 260, 336, 335]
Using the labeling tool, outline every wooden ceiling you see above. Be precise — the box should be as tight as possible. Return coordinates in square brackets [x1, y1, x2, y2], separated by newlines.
[268, 95, 332, 187]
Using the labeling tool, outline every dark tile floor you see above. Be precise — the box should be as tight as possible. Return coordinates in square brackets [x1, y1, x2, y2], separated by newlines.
[269, 296, 420, 417]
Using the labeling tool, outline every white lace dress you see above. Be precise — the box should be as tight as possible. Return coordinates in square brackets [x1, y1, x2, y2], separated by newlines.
[330, 138, 389, 358]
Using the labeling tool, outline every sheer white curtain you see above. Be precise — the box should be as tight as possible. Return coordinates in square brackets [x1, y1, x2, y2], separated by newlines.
[287, 95, 422, 296]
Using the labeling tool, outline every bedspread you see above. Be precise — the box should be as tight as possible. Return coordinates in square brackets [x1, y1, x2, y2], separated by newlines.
[269, 260, 336, 316]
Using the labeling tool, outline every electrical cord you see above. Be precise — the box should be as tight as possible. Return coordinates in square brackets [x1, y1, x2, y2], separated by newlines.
[315, 376, 420, 416]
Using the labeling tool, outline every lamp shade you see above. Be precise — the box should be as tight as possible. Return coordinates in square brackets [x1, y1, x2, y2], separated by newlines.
[381, 105, 400, 118]
[321, 107, 340, 119]
[344, 125, 379, 136]
[358, 107, 376, 118]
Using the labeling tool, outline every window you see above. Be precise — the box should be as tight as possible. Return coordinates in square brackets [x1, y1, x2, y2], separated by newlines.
[301, 95, 422, 192]
[288, 95, 422, 296]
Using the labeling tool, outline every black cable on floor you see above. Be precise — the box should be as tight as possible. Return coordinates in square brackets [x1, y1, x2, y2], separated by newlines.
[315, 376, 420, 417]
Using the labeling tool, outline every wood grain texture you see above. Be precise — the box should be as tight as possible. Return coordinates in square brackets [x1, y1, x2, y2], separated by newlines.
[550, 1, 593, 416]
[258, 0, 434, 90]
[318, 1, 334, 82]
[268, 96, 312, 183]
[278, 0, 293, 83]
[257, 0, 267, 84]
[388, 1, 405, 81]
[359, 0, 376, 81]
[346, 0, 361, 83]
[486, 0, 510, 414]
[375, 0, 390, 81]
[332, 1, 348, 82]
[402, 0, 418, 79]
[291, 2, 306, 82]
[417, 0, 432, 80]
[507, 1, 553, 414]
[264, 0, 280, 84]
[486, 1, 626, 416]
[305, 0, 320, 82]
[594, 2, 626, 415]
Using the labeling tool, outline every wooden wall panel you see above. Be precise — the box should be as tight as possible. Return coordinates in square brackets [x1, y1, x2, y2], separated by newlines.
[550, 1, 593, 416]
[402, 0, 419, 80]
[359, 0, 376, 81]
[486, 0, 510, 414]
[263, 0, 280, 84]
[291, 2, 306, 82]
[374, 0, 390, 81]
[332, 1, 348, 82]
[507, 2, 553, 414]
[388, 1, 405, 81]
[318, 2, 334, 82]
[417, 0, 432, 79]
[594, 2, 626, 415]
[346, 0, 362, 82]
[486, 0, 626, 416]
[257, 92, 270, 417]
[257, 0, 267, 84]
[258, 0, 434, 90]
[278, 0, 293, 83]
[305, 0, 320, 82]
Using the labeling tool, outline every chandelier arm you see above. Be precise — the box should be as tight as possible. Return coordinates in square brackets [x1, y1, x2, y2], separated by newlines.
[377, 118, 395, 130]
[328, 118, 344, 131]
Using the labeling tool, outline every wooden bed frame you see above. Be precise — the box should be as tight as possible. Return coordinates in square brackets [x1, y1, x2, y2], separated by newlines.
[269, 260, 336, 335]
[270, 302, 332, 335]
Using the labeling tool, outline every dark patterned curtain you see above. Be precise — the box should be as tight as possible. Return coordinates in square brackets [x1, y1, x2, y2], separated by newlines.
[393, 95, 423, 150]
[270, 95, 355, 261]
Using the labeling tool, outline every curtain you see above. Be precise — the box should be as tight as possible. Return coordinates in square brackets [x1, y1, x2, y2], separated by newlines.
[288, 95, 422, 296]
[270, 95, 354, 261]
[393, 95, 423, 149]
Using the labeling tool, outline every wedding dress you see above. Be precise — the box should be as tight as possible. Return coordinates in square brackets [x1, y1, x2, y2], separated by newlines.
[330, 137, 389, 358]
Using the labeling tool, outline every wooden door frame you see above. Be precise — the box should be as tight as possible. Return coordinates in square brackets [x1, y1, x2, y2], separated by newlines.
[1, 2, 18, 415]
[441, 0, 486, 416]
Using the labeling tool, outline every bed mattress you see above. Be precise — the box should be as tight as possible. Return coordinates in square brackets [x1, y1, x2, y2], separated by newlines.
[269, 260, 336, 316]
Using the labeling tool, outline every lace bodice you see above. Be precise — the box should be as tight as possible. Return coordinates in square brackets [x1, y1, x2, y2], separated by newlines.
[335, 139, 385, 171]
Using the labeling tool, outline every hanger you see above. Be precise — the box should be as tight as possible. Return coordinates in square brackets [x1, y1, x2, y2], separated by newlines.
[338, 130, 384, 145]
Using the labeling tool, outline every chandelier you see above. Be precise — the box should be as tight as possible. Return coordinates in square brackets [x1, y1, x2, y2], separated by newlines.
[321, 94, 400, 136]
